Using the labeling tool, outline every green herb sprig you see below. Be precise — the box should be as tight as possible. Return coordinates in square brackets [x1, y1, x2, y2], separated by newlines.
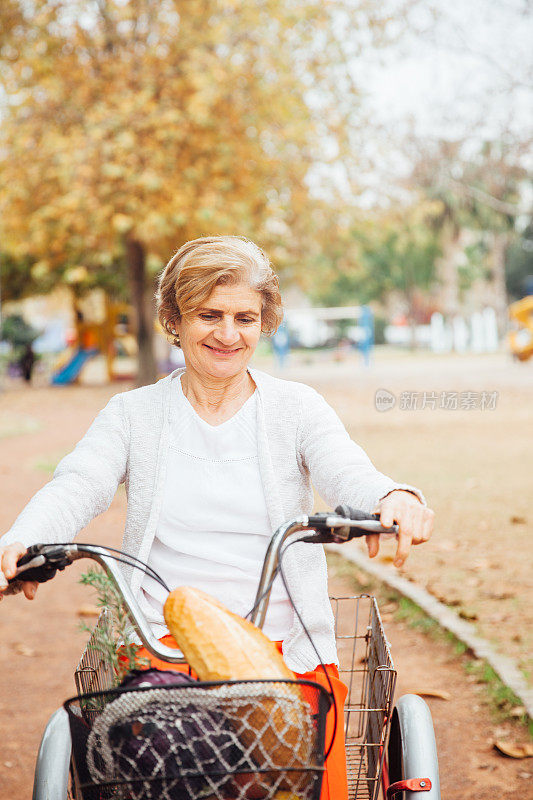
[79, 566, 150, 685]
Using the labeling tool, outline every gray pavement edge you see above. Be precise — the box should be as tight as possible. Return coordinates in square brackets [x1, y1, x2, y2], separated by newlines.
[326, 544, 533, 720]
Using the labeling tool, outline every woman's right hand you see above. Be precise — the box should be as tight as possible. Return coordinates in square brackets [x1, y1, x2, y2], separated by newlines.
[0, 542, 38, 601]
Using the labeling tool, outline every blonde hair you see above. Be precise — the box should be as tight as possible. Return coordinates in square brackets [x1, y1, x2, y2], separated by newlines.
[156, 236, 283, 345]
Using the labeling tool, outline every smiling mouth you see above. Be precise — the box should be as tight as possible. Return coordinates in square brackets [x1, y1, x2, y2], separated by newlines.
[204, 345, 241, 355]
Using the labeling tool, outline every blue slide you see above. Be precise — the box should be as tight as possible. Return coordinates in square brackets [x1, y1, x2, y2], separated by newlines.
[51, 348, 99, 385]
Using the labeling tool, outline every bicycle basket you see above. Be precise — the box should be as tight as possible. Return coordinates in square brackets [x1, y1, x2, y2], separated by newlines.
[331, 595, 397, 800]
[64, 678, 331, 800]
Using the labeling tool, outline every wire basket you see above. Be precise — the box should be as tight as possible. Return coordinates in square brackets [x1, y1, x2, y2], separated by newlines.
[71, 597, 395, 800]
[70, 614, 330, 800]
[65, 678, 331, 800]
[330, 595, 397, 800]
[75, 610, 115, 700]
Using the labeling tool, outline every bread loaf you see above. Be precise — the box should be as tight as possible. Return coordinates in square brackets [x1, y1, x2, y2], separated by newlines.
[163, 587, 314, 790]
[164, 586, 294, 682]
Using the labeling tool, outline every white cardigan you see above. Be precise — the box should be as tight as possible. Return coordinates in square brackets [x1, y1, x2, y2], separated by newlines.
[1, 368, 424, 672]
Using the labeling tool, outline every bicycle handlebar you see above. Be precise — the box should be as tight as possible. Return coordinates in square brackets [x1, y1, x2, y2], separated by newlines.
[7, 508, 398, 662]
[248, 508, 397, 628]
[8, 543, 188, 663]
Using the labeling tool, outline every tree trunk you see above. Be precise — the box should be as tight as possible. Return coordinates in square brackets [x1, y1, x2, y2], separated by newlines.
[435, 222, 461, 319]
[488, 231, 511, 337]
[405, 288, 418, 350]
[126, 238, 157, 387]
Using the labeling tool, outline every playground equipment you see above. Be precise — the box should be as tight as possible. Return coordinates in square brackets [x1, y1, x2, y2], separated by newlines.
[51, 299, 137, 384]
[284, 306, 375, 364]
[51, 347, 100, 385]
[508, 295, 533, 361]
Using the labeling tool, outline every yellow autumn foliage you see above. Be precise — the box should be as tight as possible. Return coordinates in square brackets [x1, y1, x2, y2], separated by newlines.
[0, 0, 408, 383]
[0, 0, 396, 269]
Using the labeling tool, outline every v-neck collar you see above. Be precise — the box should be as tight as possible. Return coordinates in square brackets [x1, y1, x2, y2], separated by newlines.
[175, 374, 257, 430]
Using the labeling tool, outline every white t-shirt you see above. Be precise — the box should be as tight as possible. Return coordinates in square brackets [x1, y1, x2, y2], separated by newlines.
[139, 379, 294, 641]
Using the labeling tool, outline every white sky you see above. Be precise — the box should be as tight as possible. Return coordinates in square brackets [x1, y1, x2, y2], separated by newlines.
[305, 0, 533, 205]
[362, 0, 533, 140]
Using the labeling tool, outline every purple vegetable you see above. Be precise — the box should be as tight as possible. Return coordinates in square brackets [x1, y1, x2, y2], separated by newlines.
[91, 669, 254, 800]
[119, 668, 196, 690]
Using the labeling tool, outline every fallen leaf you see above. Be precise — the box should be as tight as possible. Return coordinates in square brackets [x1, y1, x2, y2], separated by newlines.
[77, 605, 101, 617]
[404, 688, 451, 701]
[13, 643, 35, 657]
[494, 741, 533, 759]
[459, 608, 478, 621]
[426, 585, 461, 605]
[483, 590, 515, 601]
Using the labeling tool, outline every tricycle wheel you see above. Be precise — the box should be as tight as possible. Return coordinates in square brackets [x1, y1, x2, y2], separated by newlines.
[387, 694, 441, 800]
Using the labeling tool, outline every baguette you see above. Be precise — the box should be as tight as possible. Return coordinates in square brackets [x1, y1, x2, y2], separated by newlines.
[164, 587, 314, 790]
[164, 586, 294, 683]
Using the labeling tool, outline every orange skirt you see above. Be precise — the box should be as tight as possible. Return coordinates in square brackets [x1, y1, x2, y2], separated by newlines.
[129, 635, 348, 800]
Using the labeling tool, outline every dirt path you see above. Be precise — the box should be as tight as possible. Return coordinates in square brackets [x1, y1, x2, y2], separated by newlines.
[0, 352, 531, 797]
[327, 562, 531, 800]
[0, 382, 124, 798]
[266, 349, 533, 680]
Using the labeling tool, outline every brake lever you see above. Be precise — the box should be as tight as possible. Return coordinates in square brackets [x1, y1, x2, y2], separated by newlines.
[300, 532, 343, 544]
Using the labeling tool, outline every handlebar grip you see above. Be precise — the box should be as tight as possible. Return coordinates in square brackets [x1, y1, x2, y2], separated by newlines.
[8, 545, 59, 584]
[335, 505, 380, 522]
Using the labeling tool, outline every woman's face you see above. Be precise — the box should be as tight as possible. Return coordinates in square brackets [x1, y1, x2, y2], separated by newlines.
[176, 282, 263, 381]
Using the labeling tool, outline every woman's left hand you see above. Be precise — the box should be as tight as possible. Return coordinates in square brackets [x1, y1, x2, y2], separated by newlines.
[367, 490, 434, 568]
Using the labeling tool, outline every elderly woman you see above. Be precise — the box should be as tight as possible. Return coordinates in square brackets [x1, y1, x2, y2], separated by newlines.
[0, 235, 433, 800]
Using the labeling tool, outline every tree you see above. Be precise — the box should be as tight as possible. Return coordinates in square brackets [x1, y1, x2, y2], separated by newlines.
[0, 0, 413, 384]
[403, 137, 530, 328]
[0, 314, 40, 349]
[505, 222, 533, 301]
[0, 253, 60, 304]
[308, 201, 442, 343]
[0, 314, 40, 376]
